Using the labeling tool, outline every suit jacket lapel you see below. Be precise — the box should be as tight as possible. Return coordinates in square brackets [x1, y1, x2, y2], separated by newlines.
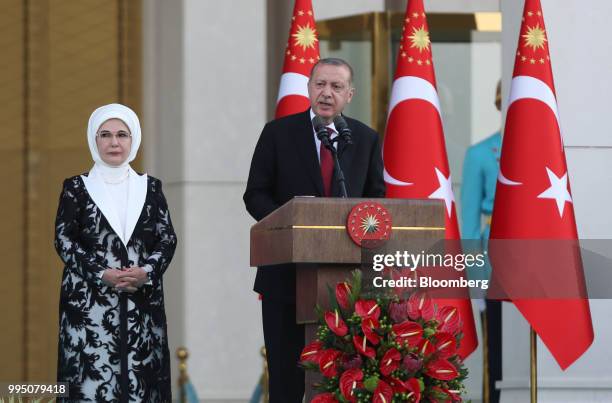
[81, 168, 126, 246]
[125, 168, 148, 244]
[293, 111, 324, 196]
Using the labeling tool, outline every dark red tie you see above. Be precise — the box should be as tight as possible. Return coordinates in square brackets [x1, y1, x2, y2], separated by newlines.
[320, 128, 334, 196]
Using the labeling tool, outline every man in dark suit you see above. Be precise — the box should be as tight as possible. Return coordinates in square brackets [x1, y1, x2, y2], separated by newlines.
[244, 58, 385, 402]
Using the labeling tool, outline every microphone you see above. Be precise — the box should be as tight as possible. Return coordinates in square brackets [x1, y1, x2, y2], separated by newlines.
[312, 115, 332, 149]
[333, 115, 353, 145]
[311, 115, 349, 197]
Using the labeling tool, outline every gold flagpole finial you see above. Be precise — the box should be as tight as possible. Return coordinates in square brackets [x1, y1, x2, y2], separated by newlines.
[177, 347, 190, 403]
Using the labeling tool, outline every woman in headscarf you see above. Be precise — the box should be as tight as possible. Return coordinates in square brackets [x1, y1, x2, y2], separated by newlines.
[54, 103, 177, 402]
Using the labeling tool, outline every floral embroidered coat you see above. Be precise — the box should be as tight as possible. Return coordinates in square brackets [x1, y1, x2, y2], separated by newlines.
[54, 172, 177, 402]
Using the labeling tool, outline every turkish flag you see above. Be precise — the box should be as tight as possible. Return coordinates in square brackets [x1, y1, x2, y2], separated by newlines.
[275, 0, 320, 118]
[489, 0, 593, 369]
[382, 0, 477, 359]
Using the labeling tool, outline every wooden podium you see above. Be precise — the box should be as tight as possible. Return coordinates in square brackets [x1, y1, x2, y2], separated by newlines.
[250, 197, 445, 399]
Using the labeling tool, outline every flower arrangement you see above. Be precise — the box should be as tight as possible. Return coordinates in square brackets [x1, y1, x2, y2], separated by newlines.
[301, 270, 468, 402]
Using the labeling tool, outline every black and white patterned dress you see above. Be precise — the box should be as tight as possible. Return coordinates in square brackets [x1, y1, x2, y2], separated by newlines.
[54, 173, 177, 402]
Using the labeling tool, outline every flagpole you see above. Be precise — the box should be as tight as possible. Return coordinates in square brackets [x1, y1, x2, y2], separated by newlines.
[481, 310, 490, 403]
[530, 327, 537, 403]
[176, 347, 188, 403]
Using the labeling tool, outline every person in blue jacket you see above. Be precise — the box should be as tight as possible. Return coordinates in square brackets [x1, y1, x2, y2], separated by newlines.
[461, 80, 502, 403]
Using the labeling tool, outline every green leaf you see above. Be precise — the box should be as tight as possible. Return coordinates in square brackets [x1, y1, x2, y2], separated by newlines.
[327, 284, 340, 313]
[363, 375, 379, 392]
[300, 361, 320, 371]
[338, 394, 349, 403]
[423, 327, 436, 338]
[315, 305, 325, 323]
[350, 269, 362, 303]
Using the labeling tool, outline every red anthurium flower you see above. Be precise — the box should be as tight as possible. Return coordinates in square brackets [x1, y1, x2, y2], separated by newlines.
[429, 386, 455, 403]
[386, 376, 406, 394]
[392, 320, 423, 347]
[300, 341, 324, 364]
[379, 348, 401, 376]
[373, 379, 393, 403]
[407, 291, 435, 321]
[352, 335, 376, 359]
[361, 316, 380, 345]
[388, 377, 421, 402]
[335, 282, 352, 310]
[311, 392, 339, 403]
[319, 349, 342, 377]
[405, 378, 422, 402]
[426, 359, 459, 381]
[444, 387, 462, 402]
[428, 386, 445, 403]
[355, 299, 381, 320]
[325, 310, 348, 337]
[436, 306, 461, 335]
[434, 332, 457, 359]
[417, 338, 435, 357]
[340, 368, 363, 402]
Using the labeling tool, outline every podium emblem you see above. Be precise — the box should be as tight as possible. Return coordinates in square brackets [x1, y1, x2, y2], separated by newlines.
[347, 202, 392, 248]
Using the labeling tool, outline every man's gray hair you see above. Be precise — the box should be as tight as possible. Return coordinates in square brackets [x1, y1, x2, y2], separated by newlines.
[309, 57, 354, 85]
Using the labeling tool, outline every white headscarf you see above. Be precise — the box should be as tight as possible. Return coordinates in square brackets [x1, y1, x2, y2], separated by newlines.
[83, 103, 148, 246]
[87, 103, 142, 179]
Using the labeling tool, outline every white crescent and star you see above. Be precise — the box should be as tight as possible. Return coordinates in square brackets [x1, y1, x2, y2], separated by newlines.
[428, 167, 454, 217]
[499, 76, 573, 217]
[498, 171, 522, 186]
[537, 167, 572, 217]
[383, 74, 571, 220]
[384, 76, 455, 217]
[498, 75, 564, 187]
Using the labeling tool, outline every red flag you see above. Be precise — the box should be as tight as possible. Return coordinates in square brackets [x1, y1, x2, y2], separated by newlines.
[275, 0, 320, 118]
[490, 0, 593, 369]
[382, 0, 477, 359]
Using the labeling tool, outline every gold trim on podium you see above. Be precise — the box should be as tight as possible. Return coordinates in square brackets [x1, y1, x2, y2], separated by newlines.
[292, 225, 445, 231]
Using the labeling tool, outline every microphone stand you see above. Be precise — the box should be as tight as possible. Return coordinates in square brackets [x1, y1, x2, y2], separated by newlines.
[313, 115, 351, 198]
[322, 136, 348, 198]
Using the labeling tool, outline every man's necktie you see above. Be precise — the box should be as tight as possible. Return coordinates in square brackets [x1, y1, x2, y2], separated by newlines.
[319, 128, 334, 196]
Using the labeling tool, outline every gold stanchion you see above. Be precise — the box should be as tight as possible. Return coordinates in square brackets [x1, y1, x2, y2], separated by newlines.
[530, 328, 538, 403]
[261, 346, 269, 403]
[177, 347, 189, 403]
[481, 310, 490, 403]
